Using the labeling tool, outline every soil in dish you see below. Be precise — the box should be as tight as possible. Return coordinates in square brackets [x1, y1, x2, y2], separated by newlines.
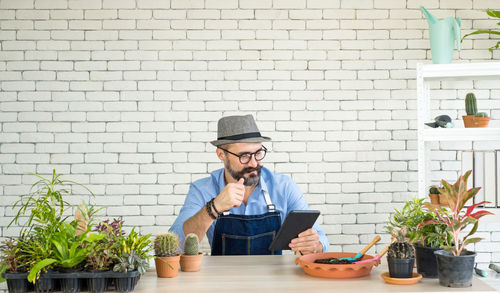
[314, 258, 351, 264]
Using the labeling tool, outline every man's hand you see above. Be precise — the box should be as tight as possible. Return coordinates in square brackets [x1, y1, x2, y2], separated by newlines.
[289, 228, 323, 255]
[213, 178, 245, 212]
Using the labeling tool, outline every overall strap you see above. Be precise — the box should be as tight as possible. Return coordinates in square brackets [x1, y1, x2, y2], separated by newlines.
[263, 190, 275, 212]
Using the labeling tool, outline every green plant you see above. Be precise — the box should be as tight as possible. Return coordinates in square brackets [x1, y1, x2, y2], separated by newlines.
[84, 232, 115, 271]
[475, 112, 488, 117]
[388, 228, 415, 259]
[385, 197, 447, 248]
[0, 238, 24, 274]
[429, 186, 440, 194]
[113, 227, 152, 260]
[423, 170, 494, 256]
[183, 233, 199, 255]
[113, 250, 149, 275]
[465, 93, 478, 116]
[154, 232, 179, 257]
[462, 10, 500, 52]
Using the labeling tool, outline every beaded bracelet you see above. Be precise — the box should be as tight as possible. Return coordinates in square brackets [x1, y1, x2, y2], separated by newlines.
[205, 200, 216, 220]
[210, 198, 221, 217]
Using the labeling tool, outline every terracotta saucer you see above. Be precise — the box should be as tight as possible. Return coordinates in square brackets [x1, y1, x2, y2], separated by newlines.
[380, 272, 422, 285]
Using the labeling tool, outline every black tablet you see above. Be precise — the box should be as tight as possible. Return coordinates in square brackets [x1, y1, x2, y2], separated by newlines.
[268, 210, 320, 252]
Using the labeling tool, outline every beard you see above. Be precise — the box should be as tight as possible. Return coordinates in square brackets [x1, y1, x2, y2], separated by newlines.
[225, 159, 262, 187]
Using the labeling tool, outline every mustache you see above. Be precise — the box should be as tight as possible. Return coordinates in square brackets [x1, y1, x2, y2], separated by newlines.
[241, 165, 262, 174]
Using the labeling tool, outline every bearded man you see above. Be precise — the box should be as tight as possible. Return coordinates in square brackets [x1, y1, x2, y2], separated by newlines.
[169, 115, 329, 255]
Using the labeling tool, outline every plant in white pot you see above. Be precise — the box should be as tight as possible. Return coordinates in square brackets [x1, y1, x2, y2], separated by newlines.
[422, 170, 493, 287]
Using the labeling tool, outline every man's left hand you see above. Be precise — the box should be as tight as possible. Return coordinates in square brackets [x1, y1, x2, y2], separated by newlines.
[288, 228, 323, 255]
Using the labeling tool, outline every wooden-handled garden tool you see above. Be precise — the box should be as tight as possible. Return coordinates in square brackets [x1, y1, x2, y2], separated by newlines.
[354, 239, 395, 264]
[338, 235, 381, 263]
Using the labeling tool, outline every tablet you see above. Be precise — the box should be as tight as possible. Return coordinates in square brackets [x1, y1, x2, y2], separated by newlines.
[268, 210, 320, 252]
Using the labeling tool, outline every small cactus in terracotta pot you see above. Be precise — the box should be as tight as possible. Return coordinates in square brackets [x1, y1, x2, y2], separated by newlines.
[387, 228, 415, 278]
[462, 93, 490, 128]
[180, 233, 203, 272]
[154, 232, 180, 278]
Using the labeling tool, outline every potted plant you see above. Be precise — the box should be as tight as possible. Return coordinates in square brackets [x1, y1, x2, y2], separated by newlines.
[462, 93, 490, 128]
[0, 237, 29, 293]
[180, 233, 203, 272]
[428, 186, 440, 205]
[385, 197, 448, 278]
[462, 9, 500, 52]
[422, 170, 494, 287]
[154, 232, 180, 278]
[387, 228, 415, 278]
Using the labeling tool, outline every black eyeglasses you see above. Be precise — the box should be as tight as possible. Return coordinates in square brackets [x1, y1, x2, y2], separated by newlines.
[218, 146, 267, 164]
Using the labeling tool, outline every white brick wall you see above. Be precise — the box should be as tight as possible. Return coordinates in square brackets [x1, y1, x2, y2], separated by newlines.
[1, 0, 500, 272]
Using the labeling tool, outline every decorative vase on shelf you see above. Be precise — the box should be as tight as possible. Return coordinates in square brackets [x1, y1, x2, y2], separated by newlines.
[421, 6, 461, 64]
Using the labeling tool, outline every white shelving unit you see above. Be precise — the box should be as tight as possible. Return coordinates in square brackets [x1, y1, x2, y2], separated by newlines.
[417, 62, 500, 217]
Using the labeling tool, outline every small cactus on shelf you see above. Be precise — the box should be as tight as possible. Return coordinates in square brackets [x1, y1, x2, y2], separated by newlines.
[388, 227, 415, 259]
[154, 232, 179, 257]
[429, 185, 439, 194]
[183, 233, 199, 255]
[475, 112, 488, 118]
[465, 92, 478, 116]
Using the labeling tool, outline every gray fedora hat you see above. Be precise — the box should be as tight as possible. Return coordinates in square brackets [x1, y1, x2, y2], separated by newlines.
[210, 114, 271, 146]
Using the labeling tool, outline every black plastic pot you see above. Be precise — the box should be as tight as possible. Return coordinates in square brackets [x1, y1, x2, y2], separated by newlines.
[35, 275, 55, 293]
[387, 257, 415, 278]
[434, 250, 476, 288]
[414, 243, 442, 278]
[114, 272, 140, 293]
[2, 272, 29, 293]
[60, 277, 81, 293]
[87, 277, 108, 293]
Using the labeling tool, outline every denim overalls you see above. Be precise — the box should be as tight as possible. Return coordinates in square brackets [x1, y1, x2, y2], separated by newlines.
[211, 190, 282, 255]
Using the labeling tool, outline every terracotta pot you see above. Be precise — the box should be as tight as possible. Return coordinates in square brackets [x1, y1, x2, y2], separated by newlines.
[462, 115, 490, 128]
[155, 255, 180, 278]
[180, 252, 203, 272]
[428, 193, 439, 205]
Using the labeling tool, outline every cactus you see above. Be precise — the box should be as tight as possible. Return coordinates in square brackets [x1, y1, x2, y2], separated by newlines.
[429, 186, 439, 194]
[465, 93, 478, 116]
[387, 227, 415, 259]
[183, 233, 199, 255]
[475, 112, 488, 117]
[154, 232, 179, 257]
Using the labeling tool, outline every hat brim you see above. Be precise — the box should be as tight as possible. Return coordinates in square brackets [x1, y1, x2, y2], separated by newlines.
[210, 136, 271, 147]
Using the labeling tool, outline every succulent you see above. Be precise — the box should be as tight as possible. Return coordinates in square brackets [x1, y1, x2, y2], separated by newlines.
[388, 227, 415, 259]
[183, 233, 199, 256]
[154, 232, 179, 257]
[429, 186, 440, 194]
[465, 93, 478, 116]
[475, 112, 488, 118]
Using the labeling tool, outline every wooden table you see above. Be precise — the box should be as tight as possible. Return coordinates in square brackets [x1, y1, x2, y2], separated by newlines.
[134, 255, 498, 293]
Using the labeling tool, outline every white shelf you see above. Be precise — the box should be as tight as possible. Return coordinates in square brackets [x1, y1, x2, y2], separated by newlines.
[417, 62, 500, 210]
[422, 128, 500, 142]
[420, 62, 500, 80]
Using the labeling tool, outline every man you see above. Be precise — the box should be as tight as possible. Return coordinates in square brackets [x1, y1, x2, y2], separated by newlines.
[169, 114, 329, 255]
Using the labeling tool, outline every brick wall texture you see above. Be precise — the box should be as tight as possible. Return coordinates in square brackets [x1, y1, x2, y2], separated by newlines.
[1, 0, 500, 267]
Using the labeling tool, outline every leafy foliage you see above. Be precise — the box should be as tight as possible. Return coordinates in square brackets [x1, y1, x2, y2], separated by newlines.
[462, 10, 500, 52]
[423, 170, 494, 256]
[113, 250, 149, 275]
[385, 197, 447, 248]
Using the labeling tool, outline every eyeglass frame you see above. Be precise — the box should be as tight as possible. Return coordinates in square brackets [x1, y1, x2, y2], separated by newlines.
[217, 146, 268, 164]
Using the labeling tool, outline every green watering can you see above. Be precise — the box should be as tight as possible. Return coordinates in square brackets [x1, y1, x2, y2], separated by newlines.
[421, 6, 461, 64]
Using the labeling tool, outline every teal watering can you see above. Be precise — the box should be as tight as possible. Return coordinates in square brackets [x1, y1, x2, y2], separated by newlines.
[421, 6, 461, 64]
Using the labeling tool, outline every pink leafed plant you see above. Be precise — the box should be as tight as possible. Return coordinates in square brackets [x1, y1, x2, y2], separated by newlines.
[422, 170, 493, 256]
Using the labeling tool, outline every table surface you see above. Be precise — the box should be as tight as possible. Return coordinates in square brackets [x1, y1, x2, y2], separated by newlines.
[134, 255, 498, 293]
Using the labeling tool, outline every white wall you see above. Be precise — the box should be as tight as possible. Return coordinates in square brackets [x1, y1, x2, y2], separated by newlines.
[1, 0, 500, 266]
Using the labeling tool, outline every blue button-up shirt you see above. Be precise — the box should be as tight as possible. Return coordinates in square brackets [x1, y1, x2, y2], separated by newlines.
[169, 167, 329, 253]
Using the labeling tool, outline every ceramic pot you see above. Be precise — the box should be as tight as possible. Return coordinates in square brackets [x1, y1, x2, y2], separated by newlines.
[414, 243, 442, 278]
[434, 250, 475, 287]
[180, 253, 203, 272]
[387, 257, 414, 278]
[155, 255, 180, 278]
[462, 115, 490, 128]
